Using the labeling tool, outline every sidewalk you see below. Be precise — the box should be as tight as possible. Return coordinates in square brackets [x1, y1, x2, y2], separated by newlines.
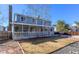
[53, 42, 79, 54]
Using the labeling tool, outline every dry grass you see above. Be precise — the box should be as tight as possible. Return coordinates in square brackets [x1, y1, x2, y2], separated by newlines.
[19, 37, 79, 54]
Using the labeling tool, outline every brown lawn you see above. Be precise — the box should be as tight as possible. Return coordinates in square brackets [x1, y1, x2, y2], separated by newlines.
[19, 37, 79, 54]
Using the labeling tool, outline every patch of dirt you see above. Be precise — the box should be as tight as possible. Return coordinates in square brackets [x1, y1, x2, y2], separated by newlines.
[19, 37, 79, 54]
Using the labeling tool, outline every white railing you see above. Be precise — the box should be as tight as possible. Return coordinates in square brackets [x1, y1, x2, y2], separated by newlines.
[13, 31, 52, 40]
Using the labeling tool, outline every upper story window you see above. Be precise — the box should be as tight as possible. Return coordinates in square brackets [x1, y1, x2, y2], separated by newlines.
[15, 15, 21, 23]
[37, 19, 43, 25]
[26, 17, 34, 24]
[44, 21, 47, 25]
[16, 15, 25, 22]
[44, 21, 51, 26]
[32, 18, 36, 24]
[33, 19, 34, 22]
[21, 16, 25, 22]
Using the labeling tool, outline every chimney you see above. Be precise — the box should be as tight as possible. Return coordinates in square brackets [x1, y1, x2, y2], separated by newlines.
[8, 5, 12, 32]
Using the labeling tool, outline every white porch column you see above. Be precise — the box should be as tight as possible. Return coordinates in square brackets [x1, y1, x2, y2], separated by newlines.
[28, 26, 30, 32]
[36, 19, 37, 25]
[21, 24, 23, 38]
[12, 19, 14, 40]
[48, 27, 50, 36]
[22, 24, 23, 32]
[42, 27, 44, 37]
[28, 26, 30, 37]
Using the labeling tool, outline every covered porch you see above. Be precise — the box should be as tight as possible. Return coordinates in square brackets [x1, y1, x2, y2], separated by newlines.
[12, 24, 53, 40]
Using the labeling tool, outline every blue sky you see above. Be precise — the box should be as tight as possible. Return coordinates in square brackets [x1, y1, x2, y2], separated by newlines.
[0, 4, 79, 27]
[52, 4, 79, 25]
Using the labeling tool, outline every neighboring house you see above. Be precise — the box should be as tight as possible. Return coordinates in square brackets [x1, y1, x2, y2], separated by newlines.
[70, 24, 79, 32]
[11, 14, 54, 40]
[0, 25, 3, 31]
[0, 25, 5, 31]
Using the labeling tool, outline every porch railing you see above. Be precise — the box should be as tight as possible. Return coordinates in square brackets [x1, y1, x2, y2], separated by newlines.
[12, 31, 52, 40]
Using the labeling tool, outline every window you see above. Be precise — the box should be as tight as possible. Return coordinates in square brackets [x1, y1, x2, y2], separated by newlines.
[26, 17, 33, 24]
[45, 28, 47, 31]
[44, 21, 47, 25]
[33, 19, 35, 23]
[41, 28, 43, 32]
[21, 17, 25, 21]
[37, 19, 42, 25]
[50, 29, 52, 31]
[15, 26, 19, 32]
[30, 27, 33, 32]
[17, 15, 20, 22]
[23, 26, 28, 32]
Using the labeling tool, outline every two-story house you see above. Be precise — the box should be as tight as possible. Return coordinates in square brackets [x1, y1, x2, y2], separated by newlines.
[11, 14, 54, 40]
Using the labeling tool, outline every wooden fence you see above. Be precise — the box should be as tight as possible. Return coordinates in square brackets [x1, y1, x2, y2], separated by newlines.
[68, 32, 79, 35]
[0, 31, 11, 40]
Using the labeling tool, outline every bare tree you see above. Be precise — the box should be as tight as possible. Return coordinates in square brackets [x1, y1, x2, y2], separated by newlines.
[1, 17, 4, 26]
[0, 11, 2, 26]
[0, 12, 1, 14]
[24, 4, 51, 20]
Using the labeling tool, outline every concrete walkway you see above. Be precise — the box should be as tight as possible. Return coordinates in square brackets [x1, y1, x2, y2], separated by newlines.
[0, 40, 22, 54]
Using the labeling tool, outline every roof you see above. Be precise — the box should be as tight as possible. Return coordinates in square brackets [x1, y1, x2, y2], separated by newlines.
[72, 24, 77, 27]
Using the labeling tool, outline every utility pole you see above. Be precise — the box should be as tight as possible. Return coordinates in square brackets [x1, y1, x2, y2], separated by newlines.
[7, 5, 12, 39]
[8, 5, 12, 32]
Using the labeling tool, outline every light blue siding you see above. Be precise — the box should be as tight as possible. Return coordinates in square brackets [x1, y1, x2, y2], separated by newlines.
[37, 19, 43, 25]
[15, 14, 51, 26]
